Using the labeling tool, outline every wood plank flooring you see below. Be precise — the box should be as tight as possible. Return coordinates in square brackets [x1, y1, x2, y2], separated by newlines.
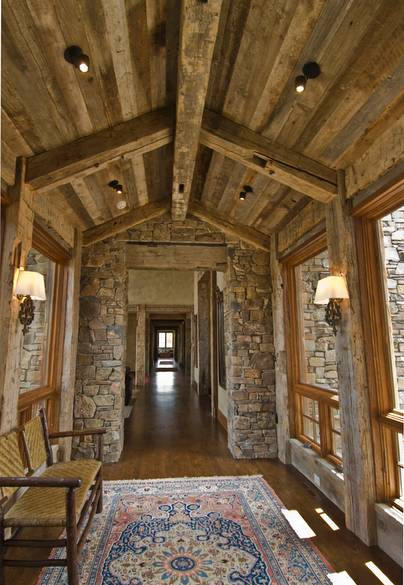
[7, 368, 402, 584]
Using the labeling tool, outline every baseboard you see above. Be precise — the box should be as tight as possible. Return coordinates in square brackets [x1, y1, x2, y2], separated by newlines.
[217, 409, 227, 432]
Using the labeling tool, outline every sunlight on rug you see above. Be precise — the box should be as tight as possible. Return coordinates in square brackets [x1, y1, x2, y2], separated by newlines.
[37, 475, 333, 584]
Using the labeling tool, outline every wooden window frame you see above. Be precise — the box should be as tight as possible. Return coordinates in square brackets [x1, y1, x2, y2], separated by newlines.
[18, 223, 70, 432]
[216, 287, 226, 388]
[282, 231, 342, 465]
[353, 178, 404, 504]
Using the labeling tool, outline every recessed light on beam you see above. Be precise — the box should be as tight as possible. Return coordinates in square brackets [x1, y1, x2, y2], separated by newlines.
[64, 46, 90, 73]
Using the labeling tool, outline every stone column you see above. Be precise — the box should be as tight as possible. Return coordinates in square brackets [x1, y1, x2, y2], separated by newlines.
[74, 238, 127, 463]
[224, 244, 277, 459]
[135, 305, 146, 387]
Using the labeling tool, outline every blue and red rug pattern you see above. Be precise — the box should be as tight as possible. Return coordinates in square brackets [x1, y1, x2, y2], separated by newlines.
[38, 475, 333, 584]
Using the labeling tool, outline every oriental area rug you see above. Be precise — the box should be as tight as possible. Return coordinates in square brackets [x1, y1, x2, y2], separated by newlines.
[37, 475, 333, 585]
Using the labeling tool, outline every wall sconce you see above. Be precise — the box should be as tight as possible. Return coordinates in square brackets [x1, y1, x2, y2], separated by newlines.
[314, 275, 349, 335]
[15, 270, 46, 335]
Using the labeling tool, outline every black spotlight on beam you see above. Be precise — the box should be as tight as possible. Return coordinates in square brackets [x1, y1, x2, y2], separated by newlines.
[64, 46, 90, 73]
[239, 184, 253, 201]
[295, 61, 321, 93]
[108, 180, 124, 194]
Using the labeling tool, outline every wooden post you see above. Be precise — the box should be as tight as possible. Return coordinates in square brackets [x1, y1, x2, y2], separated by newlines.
[325, 179, 377, 545]
[135, 305, 146, 388]
[0, 157, 34, 433]
[210, 272, 218, 418]
[270, 237, 291, 464]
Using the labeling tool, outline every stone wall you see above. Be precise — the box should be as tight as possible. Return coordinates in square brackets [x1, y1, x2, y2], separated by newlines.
[74, 238, 127, 463]
[19, 249, 52, 393]
[382, 206, 404, 410]
[125, 213, 227, 243]
[224, 244, 277, 458]
[300, 250, 338, 390]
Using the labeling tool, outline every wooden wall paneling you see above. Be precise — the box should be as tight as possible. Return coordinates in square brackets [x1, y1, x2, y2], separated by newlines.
[325, 190, 377, 545]
[171, 0, 223, 220]
[189, 202, 271, 251]
[200, 110, 337, 203]
[277, 199, 326, 255]
[0, 158, 34, 432]
[1, 110, 33, 186]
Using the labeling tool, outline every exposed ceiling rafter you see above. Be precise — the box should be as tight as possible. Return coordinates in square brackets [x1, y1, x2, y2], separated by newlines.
[26, 108, 174, 192]
[82, 199, 170, 247]
[200, 110, 338, 203]
[171, 0, 223, 220]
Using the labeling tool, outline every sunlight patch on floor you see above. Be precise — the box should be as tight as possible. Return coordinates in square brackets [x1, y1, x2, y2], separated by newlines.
[327, 571, 357, 584]
[281, 508, 316, 538]
[365, 561, 395, 585]
[315, 507, 340, 531]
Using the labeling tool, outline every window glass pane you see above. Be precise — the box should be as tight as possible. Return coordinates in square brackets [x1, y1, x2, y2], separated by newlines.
[332, 431, 343, 459]
[302, 416, 320, 444]
[380, 205, 404, 411]
[19, 249, 54, 394]
[297, 250, 338, 391]
[158, 332, 166, 348]
[301, 396, 319, 420]
[166, 332, 173, 348]
[330, 407, 341, 433]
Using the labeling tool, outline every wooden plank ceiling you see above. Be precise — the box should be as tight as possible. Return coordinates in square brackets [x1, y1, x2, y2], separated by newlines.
[2, 0, 404, 238]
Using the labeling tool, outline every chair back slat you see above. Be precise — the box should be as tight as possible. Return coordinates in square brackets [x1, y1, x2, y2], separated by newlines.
[23, 416, 47, 471]
[0, 432, 26, 499]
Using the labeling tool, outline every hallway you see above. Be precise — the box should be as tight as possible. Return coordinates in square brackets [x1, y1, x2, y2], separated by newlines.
[104, 371, 401, 585]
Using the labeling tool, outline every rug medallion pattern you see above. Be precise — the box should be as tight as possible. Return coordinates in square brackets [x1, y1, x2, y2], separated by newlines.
[38, 476, 333, 584]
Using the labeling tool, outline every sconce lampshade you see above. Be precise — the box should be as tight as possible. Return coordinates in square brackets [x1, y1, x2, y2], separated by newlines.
[314, 275, 349, 305]
[15, 270, 46, 301]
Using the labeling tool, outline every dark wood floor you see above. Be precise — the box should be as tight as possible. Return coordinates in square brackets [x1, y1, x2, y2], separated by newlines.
[8, 368, 402, 584]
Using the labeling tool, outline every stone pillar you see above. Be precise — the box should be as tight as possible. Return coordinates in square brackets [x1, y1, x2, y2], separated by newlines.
[135, 305, 146, 387]
[225, 244, 277, 459]
[74, 238, 127, 463]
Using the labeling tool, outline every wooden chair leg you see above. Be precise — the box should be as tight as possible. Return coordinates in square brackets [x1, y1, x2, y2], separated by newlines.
[66, 489, 79, 585]
[0, 519, 5, 585]
[96, 471, 103, 514]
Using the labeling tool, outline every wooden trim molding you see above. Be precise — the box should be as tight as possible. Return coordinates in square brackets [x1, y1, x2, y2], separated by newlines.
[217, 409, 227, 433]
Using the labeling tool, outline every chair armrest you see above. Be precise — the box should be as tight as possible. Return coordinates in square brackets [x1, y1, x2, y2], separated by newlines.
[49, 429, 106, 438]
[0, 476, 82, 489]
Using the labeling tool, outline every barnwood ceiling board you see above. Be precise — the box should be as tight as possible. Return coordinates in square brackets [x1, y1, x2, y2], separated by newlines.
[26, 108, 174, 191]
[301, 3, 404, 159]
[82, 174, 113, 224]
[71, 177, 103, 224]
[57, 184, 94, 229]
[200, 152, 235, 208]
[83, 200, 170, 246]
[166, 0, 181, 104]
[241, 177, 279, 226]
[1, 109, 33, 185]
[171, 0, 223, 220]
[261, 0, 387, 147]
[201, 110, 337, 203]
[126, 243, 228, 272]
[189, 201, 271, 252]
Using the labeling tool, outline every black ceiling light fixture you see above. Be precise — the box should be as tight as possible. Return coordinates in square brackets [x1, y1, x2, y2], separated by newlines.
[295, 61, 321, 93]
[239, 184, 253, 201]
[108, 180, 127, 209]
[64, 46, 90, 73]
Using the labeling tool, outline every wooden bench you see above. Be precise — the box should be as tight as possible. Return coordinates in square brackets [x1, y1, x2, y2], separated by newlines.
[0, 409, 105, 585]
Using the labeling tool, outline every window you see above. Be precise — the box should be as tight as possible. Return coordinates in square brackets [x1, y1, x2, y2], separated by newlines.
[283, 233, 342, 464]
[17, 224, 70, 431]
[354, 182, 404, 505]
[158, 331, 173, 349]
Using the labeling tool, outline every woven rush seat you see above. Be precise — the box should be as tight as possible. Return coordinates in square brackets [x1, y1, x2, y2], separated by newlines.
[4, 459, 101, 528]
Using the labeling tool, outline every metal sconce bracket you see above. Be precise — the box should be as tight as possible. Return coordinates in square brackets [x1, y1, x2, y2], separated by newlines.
[17, 295, 34, 335]
[325, 298, 342, 335]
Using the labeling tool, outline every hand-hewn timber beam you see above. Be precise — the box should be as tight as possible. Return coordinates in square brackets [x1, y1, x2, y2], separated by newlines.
[83, 200, 170, 247]
[126, 243, 228, 272]
[26, 108, 174, 192]
[171, 0, 223, 220]
[189, 201, 271, 251]
[200, 110, 338, 203]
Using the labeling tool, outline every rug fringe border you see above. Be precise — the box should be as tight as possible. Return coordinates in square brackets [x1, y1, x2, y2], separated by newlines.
[104, 474, 264, 484]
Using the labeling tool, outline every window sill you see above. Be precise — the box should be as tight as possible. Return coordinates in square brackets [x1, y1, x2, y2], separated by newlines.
[375, 503, 403, 566]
